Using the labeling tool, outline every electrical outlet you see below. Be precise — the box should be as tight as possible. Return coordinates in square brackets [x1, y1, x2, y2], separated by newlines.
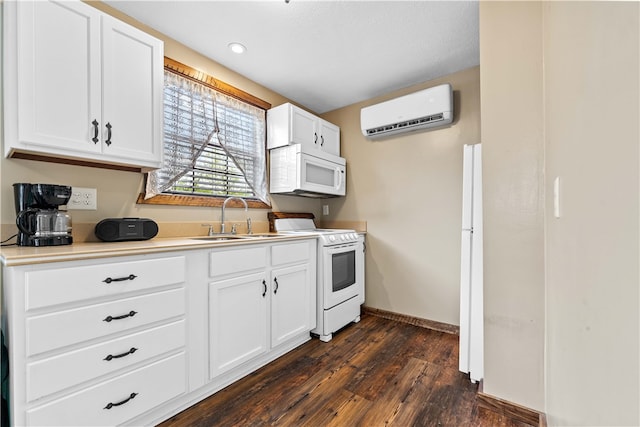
[68, 187, 97, 210]
[322, 205, 329, 216]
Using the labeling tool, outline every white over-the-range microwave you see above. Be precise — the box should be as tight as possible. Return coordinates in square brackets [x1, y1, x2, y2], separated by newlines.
[269, 144, 346, 198]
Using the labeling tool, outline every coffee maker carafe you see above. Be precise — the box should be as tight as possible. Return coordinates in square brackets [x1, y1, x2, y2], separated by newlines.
[14, 183, 73, 246]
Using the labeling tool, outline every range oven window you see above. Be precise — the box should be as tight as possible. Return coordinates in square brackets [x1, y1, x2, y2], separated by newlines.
[332, 250, 356, 292]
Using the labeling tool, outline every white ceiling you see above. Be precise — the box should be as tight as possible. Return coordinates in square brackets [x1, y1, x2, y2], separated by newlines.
[105, 0, 479, 114]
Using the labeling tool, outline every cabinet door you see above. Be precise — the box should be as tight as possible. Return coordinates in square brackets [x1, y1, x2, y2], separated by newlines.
[318, 119, 340, 156]
[101, 16, 163, 167]
[270, 264, 312, 348]
[12, 0, 102, 155]
[209, 273, 268, 378]
[290, 105, 318, 147]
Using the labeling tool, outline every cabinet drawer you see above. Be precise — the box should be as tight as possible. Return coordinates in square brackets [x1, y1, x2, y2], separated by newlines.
[26, 352, 186, 427]
[271, 241, 311, 267]
[25, 256, 186, 310]
[27, 320, 185, 402]
[209, 246, 267, 278]
[27, 288, 185, 356]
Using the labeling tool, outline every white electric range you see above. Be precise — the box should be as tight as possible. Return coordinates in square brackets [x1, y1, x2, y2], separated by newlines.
[274, 218, 365, 342]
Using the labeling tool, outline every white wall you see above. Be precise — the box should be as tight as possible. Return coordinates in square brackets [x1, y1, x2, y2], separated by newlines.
[480, 1, 640, 423]
[544, 2, 639, 425]
[479, 1, 545, 411]
[322, 67, 481, 326]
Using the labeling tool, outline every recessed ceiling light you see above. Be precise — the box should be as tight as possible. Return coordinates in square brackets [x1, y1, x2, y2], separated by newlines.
[228, 42, 246, 54]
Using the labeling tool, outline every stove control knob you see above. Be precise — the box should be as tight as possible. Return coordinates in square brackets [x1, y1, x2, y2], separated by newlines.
[329, 235, 336, 242]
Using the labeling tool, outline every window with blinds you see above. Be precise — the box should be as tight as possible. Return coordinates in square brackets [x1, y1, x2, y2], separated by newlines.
[168, 144, 253, 197]
[158, 69, 267, 200]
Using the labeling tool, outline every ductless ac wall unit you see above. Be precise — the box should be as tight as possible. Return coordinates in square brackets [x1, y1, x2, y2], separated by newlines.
[360, 83, 453, 139]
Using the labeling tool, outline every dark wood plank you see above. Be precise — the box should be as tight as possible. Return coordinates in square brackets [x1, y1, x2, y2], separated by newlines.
[344, 322, 416, 400]
[267, 212, 315, 232]
[355, 357, 434, 426]
[298, 389, 372, 427]
[159, 314, 538, 427]
[267, 364, 360, 425]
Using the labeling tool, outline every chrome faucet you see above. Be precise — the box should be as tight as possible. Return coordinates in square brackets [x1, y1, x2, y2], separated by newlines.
[221, 196, 248, 234]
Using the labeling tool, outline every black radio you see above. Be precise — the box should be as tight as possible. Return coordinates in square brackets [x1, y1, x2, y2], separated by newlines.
[95, 218, 158, 242]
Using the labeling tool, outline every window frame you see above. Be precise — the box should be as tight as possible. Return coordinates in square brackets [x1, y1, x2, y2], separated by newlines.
[137, 57, 271, 208]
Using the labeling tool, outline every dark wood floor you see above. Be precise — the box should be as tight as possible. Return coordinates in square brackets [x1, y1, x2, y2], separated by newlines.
[160, 314, 531, 427]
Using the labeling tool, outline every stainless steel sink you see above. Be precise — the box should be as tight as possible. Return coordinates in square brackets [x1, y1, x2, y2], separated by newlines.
[191, 235, 249, 241]
[191, 233, 280, 241]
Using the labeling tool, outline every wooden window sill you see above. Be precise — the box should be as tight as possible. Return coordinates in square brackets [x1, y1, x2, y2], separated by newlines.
[136, 193, 270, 209]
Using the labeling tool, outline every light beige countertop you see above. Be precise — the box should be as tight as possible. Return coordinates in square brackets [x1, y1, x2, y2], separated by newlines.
[0, 233, 317, 267]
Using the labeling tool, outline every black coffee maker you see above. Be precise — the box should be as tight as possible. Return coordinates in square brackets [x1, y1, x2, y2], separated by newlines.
[13, 183, 73, 246]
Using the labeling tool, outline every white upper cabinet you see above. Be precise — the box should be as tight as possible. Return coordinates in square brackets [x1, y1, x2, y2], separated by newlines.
[267, 103, 340, 156]
[3, 0, 163, 170]
[316, 118, 340, 155]
[99, 16, 163, 166]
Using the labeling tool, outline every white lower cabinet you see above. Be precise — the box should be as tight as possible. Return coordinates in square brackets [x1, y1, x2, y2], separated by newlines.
[209, 272, 268, 378]
[2, 239, 316, 426]
[208, 240, 316, 380]
[270, 264, 313, 347]
[2, 253, 187, 426]
[270, 240, 316, 347]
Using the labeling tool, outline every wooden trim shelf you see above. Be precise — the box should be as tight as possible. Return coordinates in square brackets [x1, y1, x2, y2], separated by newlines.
[362, 306, 459, 335]
[164, 57, 271, 111]
[10, 152, 142, 173]
[267, 212, 315, 232]
[136, 193, 270, 209]
[477, 392, 546, 427]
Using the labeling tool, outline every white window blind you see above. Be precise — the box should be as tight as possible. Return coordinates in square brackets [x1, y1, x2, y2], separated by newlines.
[145, 70, 269, 204]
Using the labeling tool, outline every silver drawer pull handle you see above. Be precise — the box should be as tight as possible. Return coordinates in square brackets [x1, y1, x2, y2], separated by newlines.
[103, 310, 137, 322]
[104, 392, 138, 410]
[103, 274, 137, 284]
[104, 347, 138, 361]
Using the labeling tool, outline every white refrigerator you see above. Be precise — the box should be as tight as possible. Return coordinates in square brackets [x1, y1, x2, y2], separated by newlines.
[459, 143, 484, 383]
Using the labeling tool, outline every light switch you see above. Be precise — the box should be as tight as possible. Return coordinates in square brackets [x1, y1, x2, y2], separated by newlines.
[553, 177, 561, 218]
